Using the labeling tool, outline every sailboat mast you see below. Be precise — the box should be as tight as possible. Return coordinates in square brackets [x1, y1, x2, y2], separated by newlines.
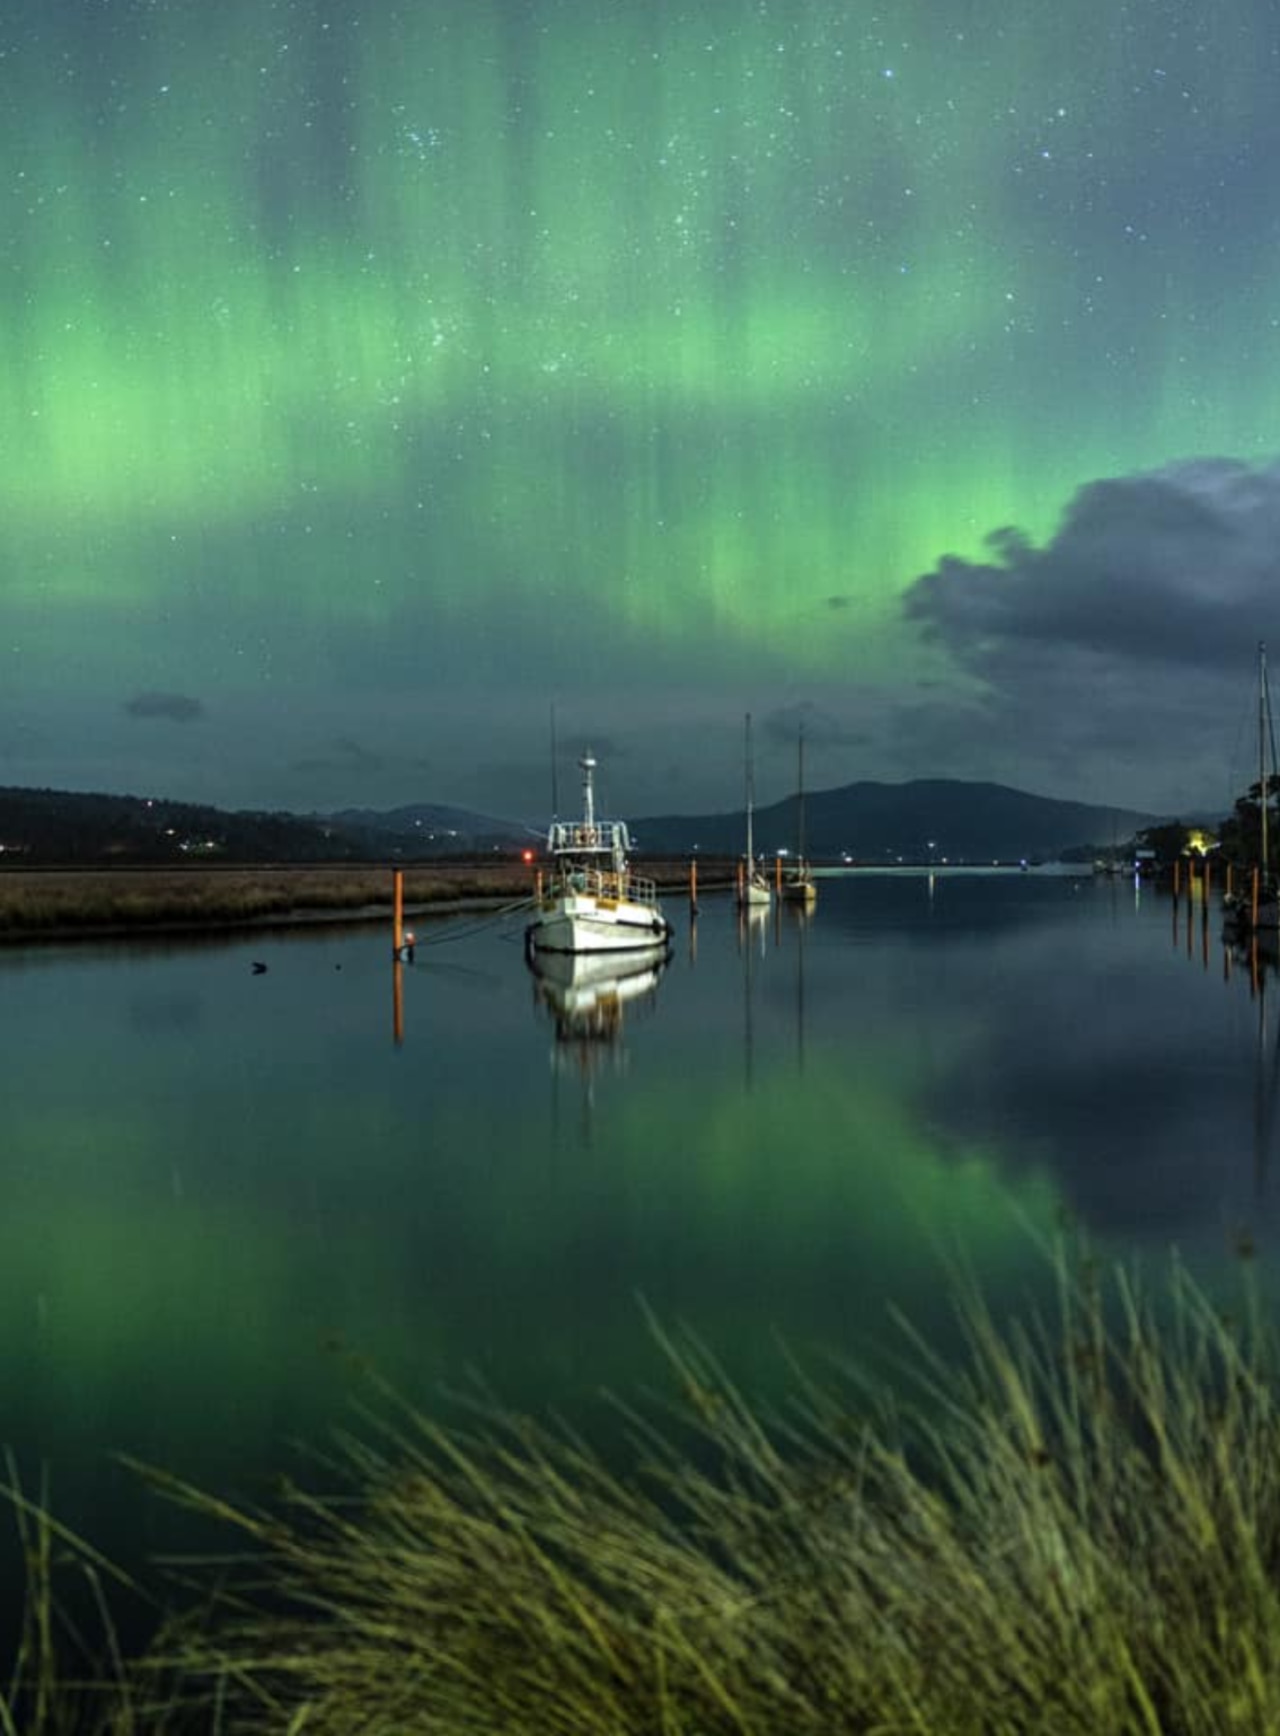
[744, 713, 755, 865]
[797, 724, 806, 864]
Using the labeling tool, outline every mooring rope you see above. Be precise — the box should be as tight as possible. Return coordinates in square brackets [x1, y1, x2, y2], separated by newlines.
[411, 894, 539, 948]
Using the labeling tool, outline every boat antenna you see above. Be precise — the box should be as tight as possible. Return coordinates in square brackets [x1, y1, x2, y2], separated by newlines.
[550, 702, 560, 822]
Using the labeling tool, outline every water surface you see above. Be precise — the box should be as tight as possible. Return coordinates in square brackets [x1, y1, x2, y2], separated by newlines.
[1, 869, 1272, 1639]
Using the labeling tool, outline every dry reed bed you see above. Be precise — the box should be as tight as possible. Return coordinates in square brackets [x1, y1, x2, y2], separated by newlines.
[11, 1255, 1280, 1734]
[0, 861, 714, 939]
[0, 866, 537, 937]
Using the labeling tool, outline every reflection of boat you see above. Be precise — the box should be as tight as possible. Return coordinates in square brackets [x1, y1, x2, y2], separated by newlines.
[526, 751, 673, 955]
[1224, 641, 1280, 935]
[780, 723, 817, 907]
[737, 713, 771, 909]
[528, 946, 669, 1062]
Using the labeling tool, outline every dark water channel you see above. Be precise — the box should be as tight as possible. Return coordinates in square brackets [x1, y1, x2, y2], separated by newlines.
[1, 868, 1273, 1649]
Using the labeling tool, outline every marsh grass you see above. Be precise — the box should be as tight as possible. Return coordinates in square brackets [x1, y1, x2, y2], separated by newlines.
[9, 1253, 1256, 1733]
[11, 1253, 1280, 1731]
[0, 861, 716, 940]
[0, 867, 535, 939]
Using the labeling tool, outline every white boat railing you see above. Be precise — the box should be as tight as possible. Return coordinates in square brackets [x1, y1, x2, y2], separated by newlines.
[544, 864, 659, 907]
[548, 819, 631, 855]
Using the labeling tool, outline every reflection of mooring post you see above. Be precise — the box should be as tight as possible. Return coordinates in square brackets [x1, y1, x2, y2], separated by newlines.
[392, 957, 404, 1047]
[1253, 866, 1262, 931]
[690, 857, 698, 917]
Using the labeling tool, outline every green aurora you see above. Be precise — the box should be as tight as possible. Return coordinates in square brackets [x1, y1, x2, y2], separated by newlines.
[3, 0, 1278, 812]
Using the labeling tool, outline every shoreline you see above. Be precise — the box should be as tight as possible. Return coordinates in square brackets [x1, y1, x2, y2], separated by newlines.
[0, 859, 726, 945]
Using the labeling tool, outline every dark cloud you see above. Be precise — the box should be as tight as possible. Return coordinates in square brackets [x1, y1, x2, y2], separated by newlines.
[895, 459, 1280, 811]
[123, 691, 204, 723]
[906, 458, 1280, 675]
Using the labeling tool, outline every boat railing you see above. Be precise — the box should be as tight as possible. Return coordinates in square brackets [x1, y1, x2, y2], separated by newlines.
[548, 819, 632, 855]
[627, 871, 658, 905]
[548, 864, 659, 906]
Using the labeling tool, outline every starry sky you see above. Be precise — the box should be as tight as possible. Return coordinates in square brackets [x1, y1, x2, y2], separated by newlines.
[5, 0, 1280, 823]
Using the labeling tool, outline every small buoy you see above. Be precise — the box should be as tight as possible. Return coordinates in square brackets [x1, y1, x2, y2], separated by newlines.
[251, 961, 268, 974]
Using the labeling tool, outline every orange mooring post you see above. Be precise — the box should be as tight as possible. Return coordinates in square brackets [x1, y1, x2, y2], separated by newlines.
[535, 868, 544, 902]
[737, 859, 745, 900]
[393, 868, 404, 956]
[690, 857, 698, 916]
[1204, 859, 1212, 903]
[775, 854, 783, 892]
[1173, 858, 1181, 899]
[1226, 862, 1234, 899]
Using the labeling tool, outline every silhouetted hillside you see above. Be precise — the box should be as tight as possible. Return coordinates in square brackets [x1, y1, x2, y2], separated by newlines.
[0, 779, 1178, 867]
[632, 780, 1167, 863]
[0, 787, 365, 864]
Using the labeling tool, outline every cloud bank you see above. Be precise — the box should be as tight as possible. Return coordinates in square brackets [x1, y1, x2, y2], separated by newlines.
[898, 459, 1280, 813]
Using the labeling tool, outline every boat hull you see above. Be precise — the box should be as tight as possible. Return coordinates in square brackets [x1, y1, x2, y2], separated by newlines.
[527, 895, 672, 955]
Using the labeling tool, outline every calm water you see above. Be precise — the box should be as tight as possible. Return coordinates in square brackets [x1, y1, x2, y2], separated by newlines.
[1, 868, 1275, 1640]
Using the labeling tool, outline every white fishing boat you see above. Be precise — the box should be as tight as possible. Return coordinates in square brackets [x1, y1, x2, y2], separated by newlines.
[526, 751, 673, 956]
[737, 713, 772, 909]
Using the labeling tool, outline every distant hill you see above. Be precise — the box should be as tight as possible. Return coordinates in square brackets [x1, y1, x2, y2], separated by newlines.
[329, 802, 535, 850]
[0, 779, 1179, 866]
[0, 786, 371, 864]
[631, 780, 1168, 864]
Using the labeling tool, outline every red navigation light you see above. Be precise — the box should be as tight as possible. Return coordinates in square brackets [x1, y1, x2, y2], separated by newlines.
[521, 849, 535, 863]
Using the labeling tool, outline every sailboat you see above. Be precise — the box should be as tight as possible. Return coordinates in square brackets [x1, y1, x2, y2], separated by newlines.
[737, 713, 771, 909]
[1224, 641, 1280, 934]
[780, 723, 817, 906]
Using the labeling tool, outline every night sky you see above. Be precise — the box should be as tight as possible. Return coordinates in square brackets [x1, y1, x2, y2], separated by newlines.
[5, 0, 1280, 822]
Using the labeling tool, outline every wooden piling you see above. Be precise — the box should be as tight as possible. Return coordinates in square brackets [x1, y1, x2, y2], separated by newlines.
[393, 868, 404, 956]
[690, 857, 698, 916]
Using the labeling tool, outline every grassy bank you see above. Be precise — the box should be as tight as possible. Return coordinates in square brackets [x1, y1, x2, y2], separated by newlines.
[0, 861, 726, 942]
[10, 1254, 1280, 1733]
[0, 863, 537, 940]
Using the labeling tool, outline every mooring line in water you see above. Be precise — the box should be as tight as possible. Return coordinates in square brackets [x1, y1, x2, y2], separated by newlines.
[412, 895, 539, 948]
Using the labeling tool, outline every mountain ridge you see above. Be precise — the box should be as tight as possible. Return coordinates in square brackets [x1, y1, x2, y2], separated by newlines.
[0, 779, 1179, 865]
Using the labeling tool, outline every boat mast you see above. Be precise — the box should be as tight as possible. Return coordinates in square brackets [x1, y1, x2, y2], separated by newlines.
[797, 723, 806, 865]
[744, 714, 755, 868]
